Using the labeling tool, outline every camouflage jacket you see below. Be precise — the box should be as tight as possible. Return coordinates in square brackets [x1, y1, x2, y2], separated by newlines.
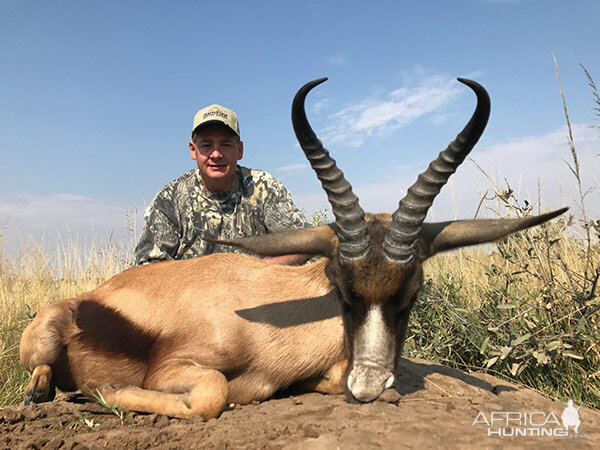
[134, 166, 308, 265]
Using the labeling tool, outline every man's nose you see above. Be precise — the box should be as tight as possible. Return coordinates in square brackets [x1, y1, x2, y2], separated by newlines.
[209, 148, 223, 158]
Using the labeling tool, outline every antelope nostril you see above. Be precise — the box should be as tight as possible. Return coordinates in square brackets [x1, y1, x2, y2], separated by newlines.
[385, 374, 395, 389]
[347, 373, 354, 390]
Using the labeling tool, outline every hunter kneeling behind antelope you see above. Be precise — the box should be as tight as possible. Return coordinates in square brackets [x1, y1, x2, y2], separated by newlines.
[20, 78, 566, 419]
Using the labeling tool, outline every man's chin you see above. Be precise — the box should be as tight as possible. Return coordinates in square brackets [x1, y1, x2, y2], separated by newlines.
[199, 166, 237, 192]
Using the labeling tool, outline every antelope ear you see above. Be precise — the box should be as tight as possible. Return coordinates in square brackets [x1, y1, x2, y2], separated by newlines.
[417, 207, 568, 261]
[202, 224, 338, 259]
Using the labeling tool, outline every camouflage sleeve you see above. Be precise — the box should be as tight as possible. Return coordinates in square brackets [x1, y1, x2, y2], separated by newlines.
[262, 177, 309, 233]
[133, 189, 182, 265]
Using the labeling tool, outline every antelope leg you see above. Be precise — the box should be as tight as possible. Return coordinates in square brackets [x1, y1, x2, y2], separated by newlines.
[98, 363, 228, 419]
[294, 359, 348, 395]
[24, 364, 56, 405]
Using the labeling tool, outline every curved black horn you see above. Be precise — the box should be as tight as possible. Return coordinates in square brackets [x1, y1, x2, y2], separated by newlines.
[383, 78, 491, 264]
[292, 78, 370, 260]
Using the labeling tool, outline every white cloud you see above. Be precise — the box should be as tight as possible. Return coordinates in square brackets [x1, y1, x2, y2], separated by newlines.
[307, 0, 325, 17]
[329, 54, 348, 66]
[294, 124, 600, 222]
[310, 97, 330, 114]
[430, 112, 450, 125]
[0, 193, 143, 256]
[453, 123, 600, 217]
[320, 75, 464, 148]
[276, 163, 309, 174]
[398, 65, 428, 85]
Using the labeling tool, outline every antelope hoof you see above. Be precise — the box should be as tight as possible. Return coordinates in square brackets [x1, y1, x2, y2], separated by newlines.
[24, 365, 55, 405]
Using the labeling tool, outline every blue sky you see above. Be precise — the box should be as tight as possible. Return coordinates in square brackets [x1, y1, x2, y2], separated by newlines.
[1, 0, 599, 254]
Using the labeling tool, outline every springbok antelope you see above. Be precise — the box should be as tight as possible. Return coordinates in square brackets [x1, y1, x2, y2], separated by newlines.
[20, 78, 566, 419]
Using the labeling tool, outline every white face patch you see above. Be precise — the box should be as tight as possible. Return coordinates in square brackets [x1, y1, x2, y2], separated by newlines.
[353, 303, 395, 367]
[347, 303, 396, 402]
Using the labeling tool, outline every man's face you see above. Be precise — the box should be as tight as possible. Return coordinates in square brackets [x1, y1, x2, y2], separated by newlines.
[189, 124, 244, 192]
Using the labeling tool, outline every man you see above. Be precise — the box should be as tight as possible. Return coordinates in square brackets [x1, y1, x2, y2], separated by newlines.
[134, 104, 309, 265]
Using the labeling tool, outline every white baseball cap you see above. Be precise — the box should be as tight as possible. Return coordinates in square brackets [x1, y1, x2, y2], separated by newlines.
[192, 104, 240, 137]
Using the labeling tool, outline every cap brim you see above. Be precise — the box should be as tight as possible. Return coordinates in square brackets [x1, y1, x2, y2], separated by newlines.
[192, 120, 239, 137]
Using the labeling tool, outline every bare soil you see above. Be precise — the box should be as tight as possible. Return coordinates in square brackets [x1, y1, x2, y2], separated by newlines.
[1, 358, 598, 449]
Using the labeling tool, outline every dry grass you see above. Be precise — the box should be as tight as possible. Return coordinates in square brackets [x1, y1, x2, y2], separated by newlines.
[414, 211, 600, 409]
[0, 236, 131, 406]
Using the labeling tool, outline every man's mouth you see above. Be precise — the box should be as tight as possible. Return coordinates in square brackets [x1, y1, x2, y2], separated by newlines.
[208, 164, 227, 171]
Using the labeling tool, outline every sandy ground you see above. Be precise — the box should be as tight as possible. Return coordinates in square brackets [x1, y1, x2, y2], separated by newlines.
[1, 358, 598, 449]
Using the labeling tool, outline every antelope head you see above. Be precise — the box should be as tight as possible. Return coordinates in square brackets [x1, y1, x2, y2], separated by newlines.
[214, 78, 567, 403]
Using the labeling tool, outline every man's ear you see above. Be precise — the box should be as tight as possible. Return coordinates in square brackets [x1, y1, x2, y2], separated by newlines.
[237, 141, 244, 161]
[189, 141, 198, 161]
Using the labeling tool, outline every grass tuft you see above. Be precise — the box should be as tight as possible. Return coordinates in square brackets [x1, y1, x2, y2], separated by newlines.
[90, 389, 125, 425]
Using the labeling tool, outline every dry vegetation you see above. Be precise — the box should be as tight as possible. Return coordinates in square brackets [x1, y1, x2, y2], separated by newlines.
[411, 202, 600, 409]
[0, 236, 132, 407]
[1, 65, 598, 411]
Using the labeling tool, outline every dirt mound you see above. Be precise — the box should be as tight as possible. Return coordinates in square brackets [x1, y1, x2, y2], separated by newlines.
[1, 358, 598, 449]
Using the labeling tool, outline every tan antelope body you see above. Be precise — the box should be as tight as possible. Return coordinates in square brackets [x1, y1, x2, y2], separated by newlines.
[20, 78, 567, 419]
[21, 254, 347, 418]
